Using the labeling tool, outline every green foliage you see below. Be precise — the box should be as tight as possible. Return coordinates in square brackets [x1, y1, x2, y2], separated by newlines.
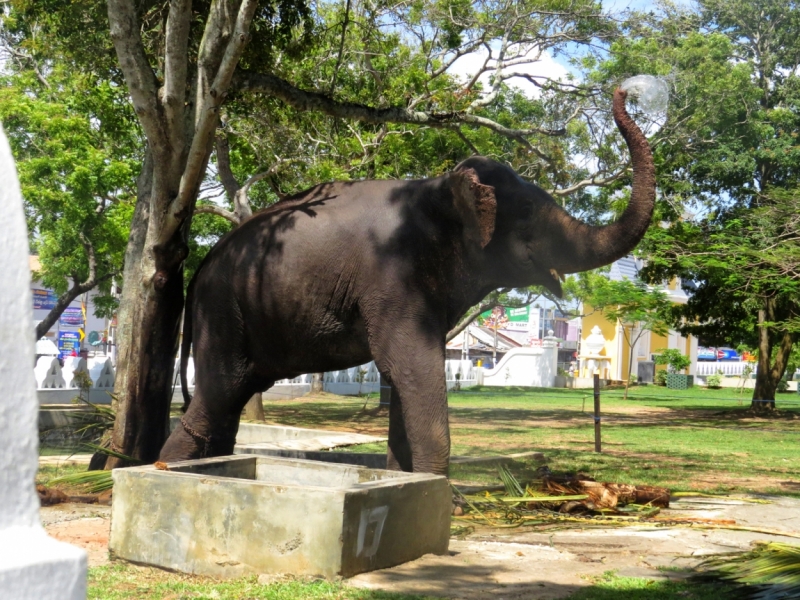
[697, 542, 800, 600]
[654, 349, 691, 374]
[654, 370, 668, 386]
[597, 0, 800, 399]
[0, 58, 140, 316]
[570, 272, 671, 336]
[707, 373, 723, 389]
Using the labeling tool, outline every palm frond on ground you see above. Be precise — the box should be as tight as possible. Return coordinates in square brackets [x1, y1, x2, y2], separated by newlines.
[695, 542, 800, 600]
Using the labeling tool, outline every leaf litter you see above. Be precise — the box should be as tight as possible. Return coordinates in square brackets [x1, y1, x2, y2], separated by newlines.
[451, 465, 800, 539]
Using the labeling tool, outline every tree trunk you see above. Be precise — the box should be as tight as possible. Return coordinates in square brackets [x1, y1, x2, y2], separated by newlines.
[106, 151, 189, 467]
[107, 259, 185, 466]
[243, 392, 264, 421]
[311, 372, 324, 394]
[752, 307, 776, 411]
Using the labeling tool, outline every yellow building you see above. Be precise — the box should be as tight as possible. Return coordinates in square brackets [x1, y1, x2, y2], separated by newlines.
[577, 257, 698, 382]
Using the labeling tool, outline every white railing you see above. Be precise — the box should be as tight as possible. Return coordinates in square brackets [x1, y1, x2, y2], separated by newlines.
[695, 361, 757, 377]
[35, 356, 117, 390]
[37, 351, 544, 405]
[35, 355, 116, 404]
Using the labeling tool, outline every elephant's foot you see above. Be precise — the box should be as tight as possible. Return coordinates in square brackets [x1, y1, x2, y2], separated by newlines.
[159, 417, 215, 462]
[386, 447, 449, 476]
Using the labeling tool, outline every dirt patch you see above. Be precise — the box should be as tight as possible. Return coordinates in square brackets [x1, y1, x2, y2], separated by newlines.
[41, 503, 111, 567]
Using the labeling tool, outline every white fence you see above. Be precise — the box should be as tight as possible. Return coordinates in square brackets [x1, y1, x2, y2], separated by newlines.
[35, 356, 116, 404]
[36, 351, 550, 406]
[695, 361, 757, 377]
[178, 358, 479, 399]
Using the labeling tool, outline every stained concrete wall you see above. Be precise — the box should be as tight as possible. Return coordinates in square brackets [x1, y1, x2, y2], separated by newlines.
[110, 456, 450, 579]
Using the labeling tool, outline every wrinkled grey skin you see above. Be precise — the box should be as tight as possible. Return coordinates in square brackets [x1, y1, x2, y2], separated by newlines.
[160, 89, 655, 475]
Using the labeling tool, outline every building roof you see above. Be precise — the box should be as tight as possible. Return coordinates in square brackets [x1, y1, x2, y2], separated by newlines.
[608, 255, 641, 281]
[446, 326, 523, 351]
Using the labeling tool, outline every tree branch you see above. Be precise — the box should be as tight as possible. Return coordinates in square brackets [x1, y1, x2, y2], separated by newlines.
[329, 0, 352, 94]
[193, 204, 238, 224]
[234, 71, 568, 140]
[106, 0, 165, 149]
[33, 235, 114, 340]
[550, 166, 629, 197]
[446, 301, 502, 343]
[162, 0, 193, 148]
[215, 132, 242, 200]
[163, 0, 258, 245]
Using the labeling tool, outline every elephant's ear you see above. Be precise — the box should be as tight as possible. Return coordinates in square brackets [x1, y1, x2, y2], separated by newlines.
[449, 168, 497, 248]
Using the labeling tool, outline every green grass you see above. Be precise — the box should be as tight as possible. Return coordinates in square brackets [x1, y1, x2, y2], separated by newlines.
[87, 564, 736, 600]
[36, 463, 86, 487]
[86, 564, 739, 600]
[567, 571, 736, 599]
[88, 563, 431, 599]
[253, 386, 800, 495]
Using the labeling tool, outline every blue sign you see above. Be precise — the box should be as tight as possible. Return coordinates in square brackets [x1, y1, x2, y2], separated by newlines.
[58, 330, 81, 358]
[33, 289, 58, 310]
[60, 306, 83, 327]
[697, 347, 716, 361]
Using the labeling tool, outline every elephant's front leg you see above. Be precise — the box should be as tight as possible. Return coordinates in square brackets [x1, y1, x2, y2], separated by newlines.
[370, 329, 450, 475]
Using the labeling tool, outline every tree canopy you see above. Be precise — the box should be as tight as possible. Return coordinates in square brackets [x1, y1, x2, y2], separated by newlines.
[598, 0, 800, 406]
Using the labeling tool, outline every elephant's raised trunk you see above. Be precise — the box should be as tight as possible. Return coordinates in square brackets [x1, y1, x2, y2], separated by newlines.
[550, 88, 656, 274]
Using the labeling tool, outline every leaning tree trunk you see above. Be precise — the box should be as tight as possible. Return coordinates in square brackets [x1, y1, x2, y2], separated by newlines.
[103, 0, 259, 466]
[311, 372, 324, 394]
[243, 393, 265, 420]
[107, 150, 190, 466]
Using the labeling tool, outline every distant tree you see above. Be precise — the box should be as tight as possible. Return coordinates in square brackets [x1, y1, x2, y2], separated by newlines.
[569, 272, 671, 399]
[0, 57, 139, 340]
[599, 0, 800, 410]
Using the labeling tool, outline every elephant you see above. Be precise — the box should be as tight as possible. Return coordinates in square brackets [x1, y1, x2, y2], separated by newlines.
[159, 88, 655, 475]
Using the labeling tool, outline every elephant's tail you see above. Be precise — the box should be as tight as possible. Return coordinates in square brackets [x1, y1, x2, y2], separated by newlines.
[180, 277, 196, 413]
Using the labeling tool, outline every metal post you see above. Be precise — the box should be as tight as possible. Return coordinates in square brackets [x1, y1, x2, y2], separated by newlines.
[593, 373, 601, 453]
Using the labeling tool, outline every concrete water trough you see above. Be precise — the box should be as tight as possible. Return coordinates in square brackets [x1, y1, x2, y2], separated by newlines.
[110, 455, 451, 578]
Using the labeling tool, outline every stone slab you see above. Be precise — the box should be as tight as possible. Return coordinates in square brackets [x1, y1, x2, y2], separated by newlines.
[110, 455, 451, 578]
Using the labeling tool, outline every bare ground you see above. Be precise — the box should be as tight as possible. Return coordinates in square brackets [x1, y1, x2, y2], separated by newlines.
[41, 494, 800, 599]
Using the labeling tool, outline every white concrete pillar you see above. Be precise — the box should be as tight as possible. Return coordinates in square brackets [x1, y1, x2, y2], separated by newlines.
[542, 330, 558, 387]
[614, 323, 624, 380]
[0, 126, 87, 598]
[688, 335, 698, 376]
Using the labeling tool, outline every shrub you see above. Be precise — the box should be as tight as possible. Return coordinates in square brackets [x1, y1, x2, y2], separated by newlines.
[655, 370, 668, 386]
[654, 349, 692, 373]
[777, 379, 789, 393]
[707, 374, 722, 389]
